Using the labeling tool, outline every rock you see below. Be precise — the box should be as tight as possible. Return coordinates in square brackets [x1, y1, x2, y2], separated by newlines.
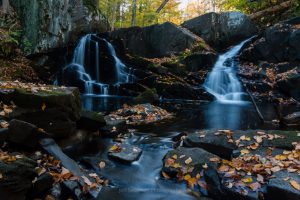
[0, 156, 36, 198]
[183, 51, 218, 72]
[282, 111, 300, 127]
[275, 73, 300, 101]
[1, 84, 82, 138]
[12, 87, 81, 121]
[31, 173, 54, 198]
[109, 22, 205, 58]
[183, 130, 237, 159]
[10, 0, 108, 54]
[182, 12, 258, 50]
[39, 138, 102, 198]
[240, 20, 300, 65]
[8, 119, 44, 148]
[0, 89, 14, 104]
[162, 147, 220, 178]
[108, 144, 142, 163]
[0, 128, 9, 145]
[267, 171, 300, 200]
[9, 107, 77, 138]
[134, 88, 159, 104]
[77, 110, 106, 132]
[61, 180, 84, 200]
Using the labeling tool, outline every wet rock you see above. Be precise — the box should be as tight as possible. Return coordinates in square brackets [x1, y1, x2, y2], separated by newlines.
[267, 171, 300, 200]
[183, 51, 218, 72]
[108, 144, 142, 163]
[0, 157, 37, 199]
[275, 73, 300, 101]
[282, 111, 300, 127]
[8, 119, 44, 148]
[109, 22, 205, 58]
[50, 183, 62, 199]
[182, 12, 257, 50]
[0, 89, 14, 104]
[62, 180, 84, 200]
[9, 107, 76, 138]
[10, 0, 108, 54]
[183, 130, 237, 159]
[162, 147, 220, 178]
[0, 128, 8, 145]
[77, 110, 106, 132]
[134, 88, 159, 104]
[31, 173, 54, 197]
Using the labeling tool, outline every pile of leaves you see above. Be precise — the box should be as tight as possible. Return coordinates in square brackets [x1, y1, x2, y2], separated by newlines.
[0, 102, 16, 118]
[108, 103, 174, 125]
[33, 151, 109, 192]
[0, 81, 65, 94]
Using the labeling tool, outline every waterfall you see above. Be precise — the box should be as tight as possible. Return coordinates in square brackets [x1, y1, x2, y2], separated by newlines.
[204, 37, 253, 103]
[63, 34, 135, 96]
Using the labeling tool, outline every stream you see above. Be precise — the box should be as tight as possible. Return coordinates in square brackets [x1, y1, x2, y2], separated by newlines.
[61, 36, 279, 199]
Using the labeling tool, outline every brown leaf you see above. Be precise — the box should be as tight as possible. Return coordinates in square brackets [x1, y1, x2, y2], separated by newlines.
[185, 157, 193, 165]
[210, 157, 220, 162]
[290, 180, 300, 191]
[99, 161, 106, 169]
[81, 176, 92, 186]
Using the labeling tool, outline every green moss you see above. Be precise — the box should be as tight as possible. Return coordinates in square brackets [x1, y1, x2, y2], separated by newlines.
[135, 88, 158, 104]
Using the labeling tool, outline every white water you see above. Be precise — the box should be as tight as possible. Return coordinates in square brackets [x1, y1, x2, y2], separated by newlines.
[66, 34, 135, 96]
[204, 38, 253, 104]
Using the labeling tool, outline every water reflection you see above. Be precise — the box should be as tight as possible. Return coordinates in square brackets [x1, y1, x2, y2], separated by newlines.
[204, 101, 251, 130]
[82, 95, 133, 112]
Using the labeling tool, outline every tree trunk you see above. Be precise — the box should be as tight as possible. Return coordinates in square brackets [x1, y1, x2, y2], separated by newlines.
[1, 0, 10, 14]
[131, 0, 137, 26]
[250, 0, 293, 20]
[156, 0, 169, 13]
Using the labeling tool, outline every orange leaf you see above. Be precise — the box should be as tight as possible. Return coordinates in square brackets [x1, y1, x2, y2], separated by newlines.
[290, 180, 300, 191]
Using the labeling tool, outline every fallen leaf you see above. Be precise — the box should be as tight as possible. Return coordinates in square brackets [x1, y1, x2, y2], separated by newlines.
[242, 177, 253, 183]
[210, 157, 220, 162]
[240, 149, 250, 155]
[99, 161, 106, 169]
[162, 171, 170, 179]
[185, 157, 193, 165]
[271, 166, 281, 173]
[172, 154, 178, 159]
[41, 103, 46, 111]
[257, 174, 264, 183]
[202, 163, 208, 169]
[218, 165, 230, 172]
[81, 176, 92, 186]
[249, 182, 261, 191]
[290, 180, 300, 191]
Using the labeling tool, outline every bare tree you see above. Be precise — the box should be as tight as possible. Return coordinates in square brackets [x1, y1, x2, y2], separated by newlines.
[131, 0, 137, 26]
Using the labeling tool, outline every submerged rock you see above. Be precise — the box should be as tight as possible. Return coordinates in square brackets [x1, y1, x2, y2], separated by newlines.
[182, 12, 258, 50]
[108, 144, 142, 163]
[77, 110, 106, 132]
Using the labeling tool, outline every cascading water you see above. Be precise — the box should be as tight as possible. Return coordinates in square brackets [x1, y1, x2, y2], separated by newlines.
[204, 37, 253, 103]
[63, 34, 135, 96]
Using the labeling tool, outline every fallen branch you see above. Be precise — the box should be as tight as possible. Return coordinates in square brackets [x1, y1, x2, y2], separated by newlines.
[250, 0, 293, 20]
[243, 84, 265, 123]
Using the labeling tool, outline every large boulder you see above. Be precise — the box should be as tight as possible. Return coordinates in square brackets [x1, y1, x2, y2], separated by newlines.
[182, 12, 258, 50]
[10, 0, 108, 54]
[240, 18, 300, 65]
[109, 22, 207, 58]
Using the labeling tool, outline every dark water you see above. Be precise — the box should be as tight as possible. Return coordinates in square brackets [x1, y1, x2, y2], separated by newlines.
[66, 97, 279, 200]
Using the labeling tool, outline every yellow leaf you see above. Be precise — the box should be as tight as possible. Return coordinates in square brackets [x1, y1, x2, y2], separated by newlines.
[242, 177, 253, 183]
[172, 154, 178, 159]
[172, 163, 181, 168]
[184, 174, 191, 180]
[290, 180, 300, 191]
[240, 149, 250, 155]
[187, 177, 197, 188]
[275, 155, 287, 161]
[42, 103, 46, 111]
[185, 157, 192, 165]
[271, 166, 281, 173]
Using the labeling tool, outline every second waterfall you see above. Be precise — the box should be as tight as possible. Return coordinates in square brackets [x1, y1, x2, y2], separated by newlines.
[62, 34, 135, 96]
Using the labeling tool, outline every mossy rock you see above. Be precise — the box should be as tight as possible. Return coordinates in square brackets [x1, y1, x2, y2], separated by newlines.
[12, 87, 81, 120]
[134, 88, 159, 104]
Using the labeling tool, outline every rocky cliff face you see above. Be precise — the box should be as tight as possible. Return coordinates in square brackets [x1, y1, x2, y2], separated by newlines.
[10, 0, 109, 54]
[182, 12, 258, 50]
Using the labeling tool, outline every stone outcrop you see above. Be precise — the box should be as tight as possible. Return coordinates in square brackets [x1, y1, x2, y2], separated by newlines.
[10, 0, 108, 54]
[182, 12, 258, 50]
[109, 22, 208, 58]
